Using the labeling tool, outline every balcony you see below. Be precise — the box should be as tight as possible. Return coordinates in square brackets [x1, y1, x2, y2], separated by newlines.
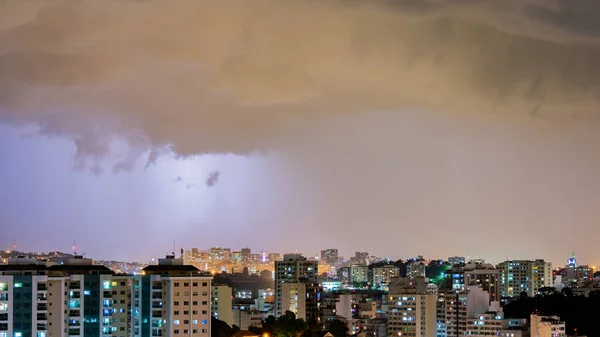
[37, 304, 48, 311]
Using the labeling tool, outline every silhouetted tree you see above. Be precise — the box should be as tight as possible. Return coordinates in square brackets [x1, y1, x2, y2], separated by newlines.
[327, 319, 349, 337]
[504, 292, 600, 337]
[212, 317, 239, 337]
[270, 311, 308, 337]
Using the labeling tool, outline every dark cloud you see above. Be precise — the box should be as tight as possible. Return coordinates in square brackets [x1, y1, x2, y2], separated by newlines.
[0, 0, 599, 164]
[205, 171, 220, 188]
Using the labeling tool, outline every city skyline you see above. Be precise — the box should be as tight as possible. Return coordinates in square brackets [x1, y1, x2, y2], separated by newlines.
[2, 1, 600, 267]
[0, 244, 594, 269]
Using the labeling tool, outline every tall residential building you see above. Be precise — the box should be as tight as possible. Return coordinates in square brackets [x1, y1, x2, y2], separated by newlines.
[240, 249, 251, 265]
[445, 286, 498, 337]
[211, 285, 233, 326]
[372, 265, 400, 289]
[320, 249, 339, 266]
[352, 252, 370, 266]
[445, 261, 501, 302]
[0, 255, 121, 337]
[497, 260, 552, 298]
[274, 254, 319, 322]
[132, 255, 212, 337]
[350, 265, 369, 284]
[406, 261, 426, 279]
[280, 283, 321, 321]
[387, 278, 437, 337]
[0, 257, 52, 337]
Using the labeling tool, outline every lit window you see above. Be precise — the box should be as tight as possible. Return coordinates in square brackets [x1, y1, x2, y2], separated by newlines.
[174, 320, 180, 325]
[14, 283, 22, 288]
[192, 320, 198, 324]
[102, 281, 111, 290]
[201, 320, 207, 325]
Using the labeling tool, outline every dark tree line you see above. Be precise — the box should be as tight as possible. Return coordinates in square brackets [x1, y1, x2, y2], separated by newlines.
[504, 290, 600, 337]
[213, 312, 349, 337]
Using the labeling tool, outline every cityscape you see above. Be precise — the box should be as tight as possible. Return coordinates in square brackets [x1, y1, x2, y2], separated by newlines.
[2, 0, 600, 337]
[1, 248, 599, 337]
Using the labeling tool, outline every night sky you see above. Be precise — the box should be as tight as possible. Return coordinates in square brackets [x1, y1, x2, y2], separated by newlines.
[1, 0, 600, 265]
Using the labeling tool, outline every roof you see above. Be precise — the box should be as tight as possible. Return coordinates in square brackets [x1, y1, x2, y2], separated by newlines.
[142, 264, 204, 276]
[231, 331, 259, 337]
[49, 264, 114, 275]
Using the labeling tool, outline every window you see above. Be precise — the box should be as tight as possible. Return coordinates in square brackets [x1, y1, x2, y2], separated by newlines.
[202, 283, 207, 287]
[174, 320, 180, 325]
[184, 292, 189, 296]
[202, 329, 207, 333]
[174, 301, 179, 306]
[184, 301, 189, 306]
[174, 283, 180, 287]
[175, 292, 180, 296]
[192, 292, 198, 296]
[201, 310, 207, 315]
[184, 320, 189, 324]
[184, 330, 189, 334]
[192, 320, 198, 325]
[14, 283, 22, 288]
[192, 283, 198, 287]
[174, 311, 179, 315]
[202, 292, 208, 296]
[174, 330, 179, 334]
[193, 330, 198, 334]
[193, 311, 198, 315]
[201, 301, 207, 305]
[201, 320, 207, 325]
[184, 311, 189, 315]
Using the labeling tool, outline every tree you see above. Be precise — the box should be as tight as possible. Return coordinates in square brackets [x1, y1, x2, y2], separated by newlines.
[327, 319, 349, 337]
[271, 311, 308, 337]
[212, 317, 239, 337]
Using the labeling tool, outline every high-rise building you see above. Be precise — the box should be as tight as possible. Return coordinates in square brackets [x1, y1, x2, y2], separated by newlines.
[211, 285, 233, 326]
[241, 248, 251, 265]
[352, 252, 370, 266]
[0, 255, 122, 337]
[387, 278, 437, 337]
[350, 265, 369, 284]
[445, 286, 493, 337]
[497, 260, 552, 298]
[320, 249, 339, 266]
[132, 255, 212, 337]
[372, 265, 400, 289]
[274, 254, 320, 322]
[445, 261, 501, 302]
[406, 261, 426, 279]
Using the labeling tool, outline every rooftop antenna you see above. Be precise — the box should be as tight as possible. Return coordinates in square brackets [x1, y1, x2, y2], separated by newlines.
[72, 240, 77, 255]
[12, 238, 16, 251]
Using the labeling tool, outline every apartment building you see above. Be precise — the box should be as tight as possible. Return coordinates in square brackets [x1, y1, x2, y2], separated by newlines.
[274, 254, 319, 321]
[132, 255, 212, 337]
[387, 278, 437, 337]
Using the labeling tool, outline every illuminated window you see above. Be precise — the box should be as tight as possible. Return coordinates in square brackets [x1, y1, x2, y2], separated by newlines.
[174, 320, 180, 325]
[84, 290, 91, 296]
[201, 320, 207, 325]
[0, 283, 7, 291]
[14, 283, 22, 288]
[102, 281, 111, 290]
[192, 320, 198, 325]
